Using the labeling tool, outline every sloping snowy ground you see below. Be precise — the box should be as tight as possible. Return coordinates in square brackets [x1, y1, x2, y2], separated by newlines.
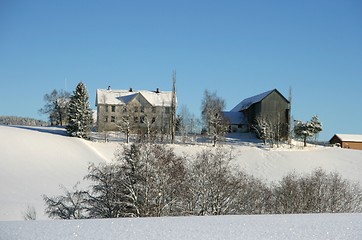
[0, 126, 108, 221]
[1, 125, 362, 221]
[1, 213, 362, 240]
[170, 141, 362, 184]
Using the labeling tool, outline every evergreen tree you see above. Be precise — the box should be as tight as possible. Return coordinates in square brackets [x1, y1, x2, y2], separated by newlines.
[66, 82, 93, 138]
[294, 115, 322, 147]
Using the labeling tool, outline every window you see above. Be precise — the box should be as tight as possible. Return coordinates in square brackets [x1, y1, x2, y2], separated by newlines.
[104, 116, 108, 122]
[134, 116, 138, 123]
[123, 107, 127, 113]
[111, 116, 115, 122]
[152, 117, 156, 123]
[165, 107, 170, 114]
[105, 105, 109, 112]
[111, 106, 116, 112]
[140, 116, 145, 123]
[141, 106, 145, 113]
[152, 107, 156, 113]
[134, 106, 138, 112]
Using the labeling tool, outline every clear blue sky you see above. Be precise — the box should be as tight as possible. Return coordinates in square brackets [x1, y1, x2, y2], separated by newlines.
[1, 0, 361, 140]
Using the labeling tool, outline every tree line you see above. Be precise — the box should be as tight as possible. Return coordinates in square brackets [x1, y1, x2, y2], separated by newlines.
[0, 116, 47, 126]
[43, 143, 362, 219]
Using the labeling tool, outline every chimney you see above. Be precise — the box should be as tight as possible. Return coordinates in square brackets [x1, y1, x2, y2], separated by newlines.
[156, 88, 160, 93]
[129, 87, 133, 92]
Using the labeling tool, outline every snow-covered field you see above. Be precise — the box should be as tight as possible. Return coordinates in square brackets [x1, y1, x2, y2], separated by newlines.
[1, 125, 362, 239]
[1, 213, 362, 240]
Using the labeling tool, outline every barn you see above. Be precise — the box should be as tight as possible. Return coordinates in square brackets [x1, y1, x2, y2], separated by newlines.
[329, 134, 362, 150]
[223, 89, 290, 139]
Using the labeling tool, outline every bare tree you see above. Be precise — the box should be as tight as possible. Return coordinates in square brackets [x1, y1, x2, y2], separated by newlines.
[22, 205, 37, 220]
[83, 163, 124, 218]
[271, 169, 362, 214]
[170, 71, 177, 144]
[116, 105, 134, 143]
[43, 184, 87, 219]
[143, 115, 157, 143]
[253, 114, 285, 148]
[185, 147, 237, 215]
[201, 90, 228, 147]
[39, 89, 70, 126]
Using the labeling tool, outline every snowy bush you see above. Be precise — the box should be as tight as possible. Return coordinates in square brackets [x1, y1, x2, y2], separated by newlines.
[43, 144, 362, 219]
[271, 169, 362, 214]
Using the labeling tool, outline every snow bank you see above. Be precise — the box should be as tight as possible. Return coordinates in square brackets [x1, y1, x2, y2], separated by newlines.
[1, 213, 361, 240]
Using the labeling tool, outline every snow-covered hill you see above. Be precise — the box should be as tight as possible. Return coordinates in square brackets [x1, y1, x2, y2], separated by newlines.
[0, 126, 111, 221]
[1, 125, 362, 221]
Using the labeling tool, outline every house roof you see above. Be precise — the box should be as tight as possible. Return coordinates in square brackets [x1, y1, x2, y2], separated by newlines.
[96, 89, 174, 107]
[222, 111, 248, 125]
[331, 134, 362, 143]
[230, 89, 287, 112]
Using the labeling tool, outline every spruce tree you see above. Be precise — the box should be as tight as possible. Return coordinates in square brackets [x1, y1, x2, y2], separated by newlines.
[66, 82, 93, 138]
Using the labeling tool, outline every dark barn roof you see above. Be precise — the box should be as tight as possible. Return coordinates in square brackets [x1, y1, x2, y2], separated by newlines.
[231, 89, 289, 112]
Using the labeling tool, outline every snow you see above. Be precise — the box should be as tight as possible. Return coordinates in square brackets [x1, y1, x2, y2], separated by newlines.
[96, 89, 137, 105]
[1, 213, 361, 240]
[139, 90, 173, 107]
[170, 141, 362, 184]
[230, 89, 274, 112]
[1, 125, 362, 239]
[96, 89, 173, 107]
[0, 125, 107, 221]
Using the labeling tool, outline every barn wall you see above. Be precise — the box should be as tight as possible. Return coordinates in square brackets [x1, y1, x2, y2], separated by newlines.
[259, 91, 290, 139]
[342, 142, 362, 150]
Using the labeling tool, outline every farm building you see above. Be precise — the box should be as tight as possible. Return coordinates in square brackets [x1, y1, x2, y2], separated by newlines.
[223, 89, 290, 139]
[329, 134, 362, 150]
[95, 87, 176, 133]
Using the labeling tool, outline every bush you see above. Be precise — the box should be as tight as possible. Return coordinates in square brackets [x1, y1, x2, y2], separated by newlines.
[43, 145, 362, 219]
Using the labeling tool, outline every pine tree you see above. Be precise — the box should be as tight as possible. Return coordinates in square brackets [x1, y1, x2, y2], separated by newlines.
[66, 82, 93, 138]
[294, 115, 322, 147]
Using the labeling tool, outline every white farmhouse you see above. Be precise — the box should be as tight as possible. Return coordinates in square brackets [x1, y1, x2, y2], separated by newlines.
[95, 87, 175, 134]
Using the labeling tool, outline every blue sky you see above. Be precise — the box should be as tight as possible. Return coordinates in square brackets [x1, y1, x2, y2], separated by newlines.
[1, 0, 361, 140]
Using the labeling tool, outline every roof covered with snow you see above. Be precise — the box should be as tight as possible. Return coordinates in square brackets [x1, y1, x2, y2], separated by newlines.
[231, 89, 274, 112]
[230, 89, 288, 112]
[222, 111, 247, 125]
[96, 89, 174, 107]
[332, 134, 362, 142]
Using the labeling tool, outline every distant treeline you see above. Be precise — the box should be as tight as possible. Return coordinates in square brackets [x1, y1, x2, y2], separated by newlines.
[0, 116, 48, 126]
